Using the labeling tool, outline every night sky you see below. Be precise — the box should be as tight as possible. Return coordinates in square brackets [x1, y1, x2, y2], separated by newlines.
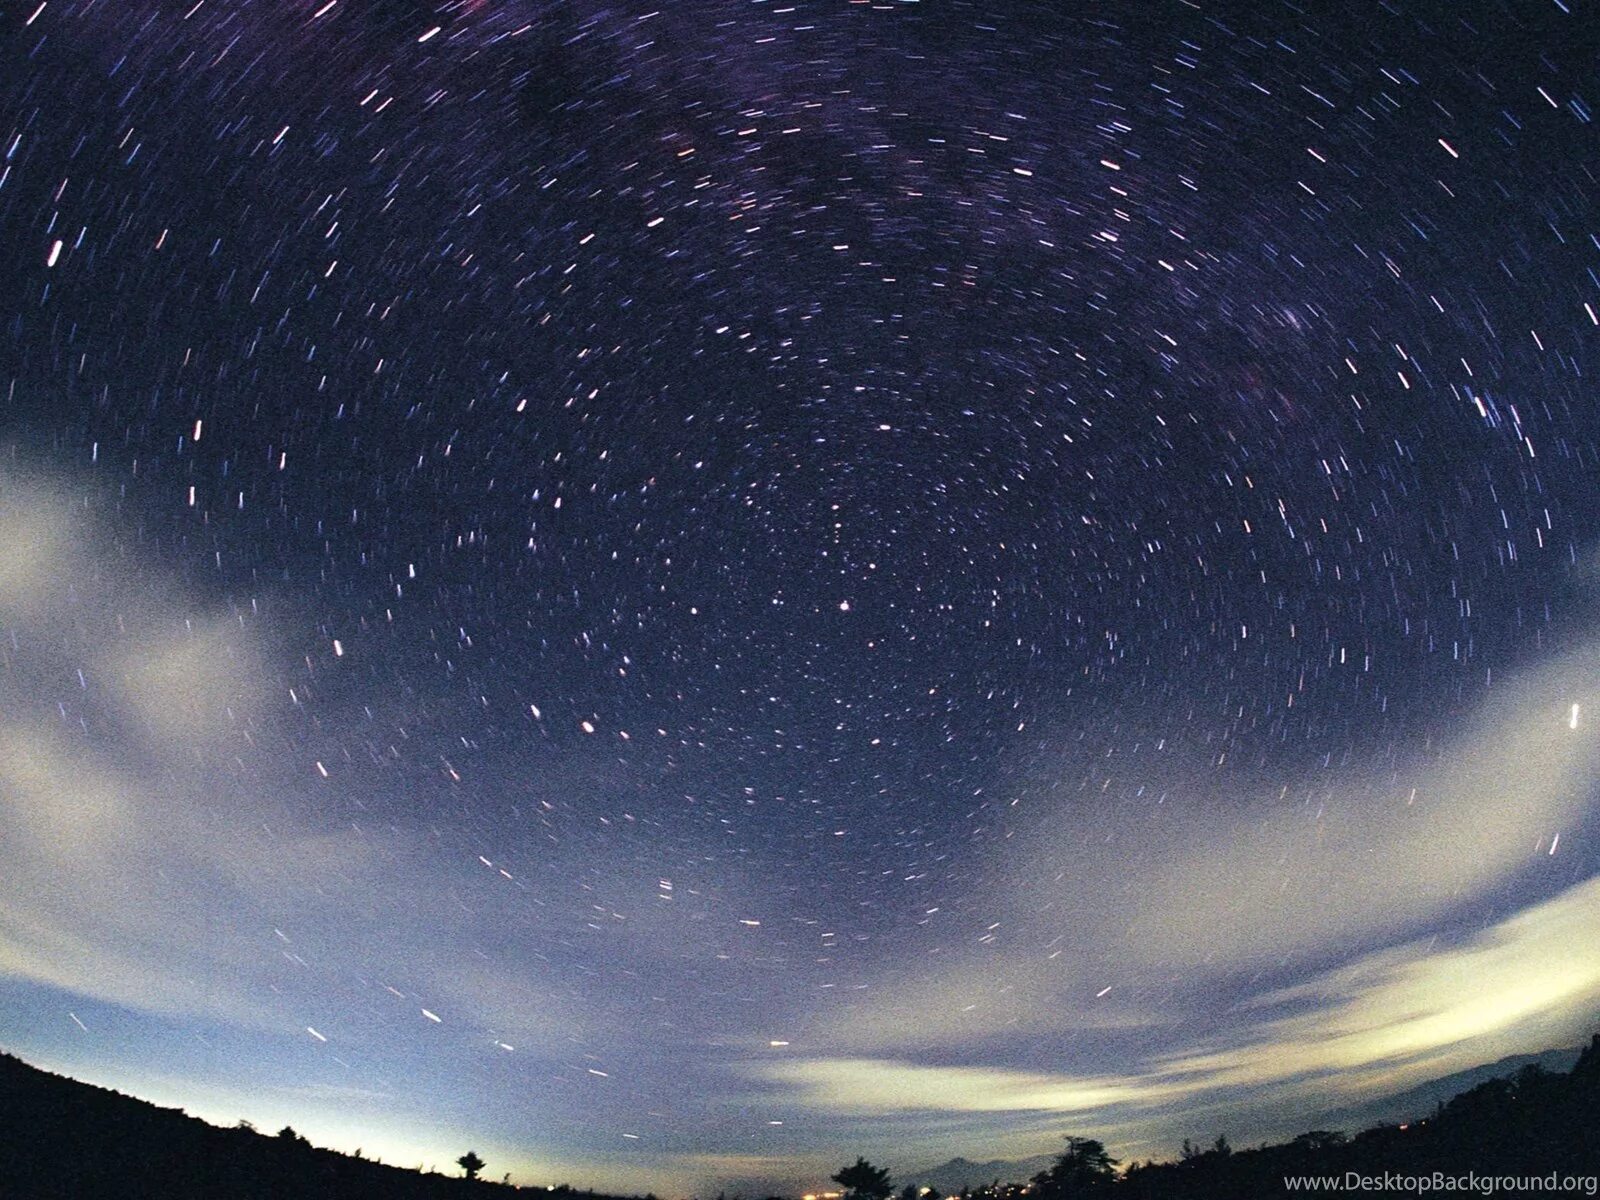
[4, 0, 1600, 1192]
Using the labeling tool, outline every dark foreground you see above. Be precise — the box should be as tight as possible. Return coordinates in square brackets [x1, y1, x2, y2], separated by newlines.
[0, 1050, 637, 1199]
[3, 1037, 1600, 1198]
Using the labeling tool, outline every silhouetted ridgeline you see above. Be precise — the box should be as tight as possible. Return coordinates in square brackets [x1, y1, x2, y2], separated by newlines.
[952, 1035, 1600, 1199]
[3, 1038, 1600, 1198]
[0, 1051, 647, 1199]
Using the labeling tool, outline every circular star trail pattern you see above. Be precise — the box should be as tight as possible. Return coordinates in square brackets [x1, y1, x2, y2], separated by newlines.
[5, 0, 1600, 1183]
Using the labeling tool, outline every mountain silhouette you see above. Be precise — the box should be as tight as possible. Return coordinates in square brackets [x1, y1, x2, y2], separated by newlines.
[905, 1155, 1060, 1194]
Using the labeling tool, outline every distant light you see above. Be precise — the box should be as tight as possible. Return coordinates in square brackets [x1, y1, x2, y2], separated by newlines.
[1570, 702, 1581, 730]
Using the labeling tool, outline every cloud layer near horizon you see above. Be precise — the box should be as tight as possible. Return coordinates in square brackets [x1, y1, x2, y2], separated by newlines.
[762, 872, 1600, 1115]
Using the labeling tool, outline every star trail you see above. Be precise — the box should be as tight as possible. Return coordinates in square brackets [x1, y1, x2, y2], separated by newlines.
[3, 0, 1600, 1192]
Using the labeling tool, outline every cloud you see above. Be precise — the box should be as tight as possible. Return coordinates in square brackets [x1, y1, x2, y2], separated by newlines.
[110, 617, 270, 744]
[1209, 872, 1600, 1096]
[757, 873, 1600, 1152]
[809, 626, 1600, 1061]
[0, 710, 272, 1025]
[0, 473, 87, 619]
[0, 469, 593, 1055]
[1114, 655, 1600, 968]
[758, 1057, 1175, 1116]
[0, 473, 308, 1026]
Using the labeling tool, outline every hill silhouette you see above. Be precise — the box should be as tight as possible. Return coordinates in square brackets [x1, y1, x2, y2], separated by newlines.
[0, 1051, 644, 1199]
[1308, 1044, 1584, 1137]
[1006, 1035, 1600, 1198]
[4, 1038, 1600, 1198]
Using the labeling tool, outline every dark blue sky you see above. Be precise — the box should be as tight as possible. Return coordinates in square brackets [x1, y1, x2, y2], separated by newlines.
[3, 0, 1600, 1192]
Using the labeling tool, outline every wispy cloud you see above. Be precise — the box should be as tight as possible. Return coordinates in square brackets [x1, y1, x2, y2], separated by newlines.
[806, 627, 1600, 1067]
[758, 873, 1600, 1146]
[0, 470, 587, 1051]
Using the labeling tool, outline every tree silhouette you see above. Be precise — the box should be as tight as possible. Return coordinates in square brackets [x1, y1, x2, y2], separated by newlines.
[1574, 1033, 1600, 1081]
[457, 1149, 486, 1180]
[1030, 1136, 1119, 1197]
[833, 1157, 893, 1200]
